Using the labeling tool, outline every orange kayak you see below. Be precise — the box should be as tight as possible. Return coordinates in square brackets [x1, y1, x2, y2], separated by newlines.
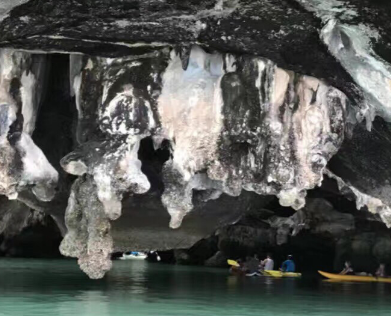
[318, 271, 391, 283]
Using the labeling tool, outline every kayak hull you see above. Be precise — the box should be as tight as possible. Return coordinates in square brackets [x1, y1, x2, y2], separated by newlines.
[120, 253, 147, 260]
[318, 271, 391, 283]
[263, 270, 301, 278]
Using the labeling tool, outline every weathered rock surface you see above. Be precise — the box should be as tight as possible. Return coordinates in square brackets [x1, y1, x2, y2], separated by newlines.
[0, 0, 391, 278]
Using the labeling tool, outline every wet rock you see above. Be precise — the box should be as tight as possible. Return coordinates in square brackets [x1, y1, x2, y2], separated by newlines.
[218, 225, 276, 258]
[269, 198, 355, 244]
[205, 251, 228, 268]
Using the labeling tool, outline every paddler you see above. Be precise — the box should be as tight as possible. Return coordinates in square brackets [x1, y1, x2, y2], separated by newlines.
[244, 255, 260, 274]
[230, 259, 246, 275]
[281, 255, 296, 272]
[340, 261, 354, 275]
[260, 254, 274, 271]
[376, 263, 386, 277]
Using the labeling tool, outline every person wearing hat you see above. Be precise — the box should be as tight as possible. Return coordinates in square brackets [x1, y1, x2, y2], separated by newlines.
[281, 255, 296, 272]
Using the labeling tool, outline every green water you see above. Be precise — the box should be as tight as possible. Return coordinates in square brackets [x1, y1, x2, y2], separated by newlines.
[0, 259, 390, 316]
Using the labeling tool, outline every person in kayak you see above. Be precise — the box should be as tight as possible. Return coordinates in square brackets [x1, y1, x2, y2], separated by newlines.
[376, 263, 386, 277]
[245, 255, 261, 275]
[261, 254, 274, 271]
[340, 261, 354, 275]
[281, 255, 295, 272]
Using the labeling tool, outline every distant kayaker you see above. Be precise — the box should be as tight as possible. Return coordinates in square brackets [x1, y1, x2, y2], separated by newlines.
[261, 254, 274, 271]
[376, 264, 386, 278]
[340, 261, 354, 275]
[281, 255, 295, 272]
[245, 255, 260, 274]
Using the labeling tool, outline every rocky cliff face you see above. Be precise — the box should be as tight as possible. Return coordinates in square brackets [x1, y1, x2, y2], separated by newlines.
[0, 0, 391, 278]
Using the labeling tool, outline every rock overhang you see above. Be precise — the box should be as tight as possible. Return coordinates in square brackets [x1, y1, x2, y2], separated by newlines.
[0, 0, 391, 278]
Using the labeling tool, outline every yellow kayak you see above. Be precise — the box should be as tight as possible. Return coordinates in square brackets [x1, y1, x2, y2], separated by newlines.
[318, 271, 391, 283]
[263, 270, 301, 278]
[227, 259, 240, 267]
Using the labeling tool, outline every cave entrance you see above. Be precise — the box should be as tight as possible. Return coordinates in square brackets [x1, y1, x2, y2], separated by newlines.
[137, 136, 170, 194]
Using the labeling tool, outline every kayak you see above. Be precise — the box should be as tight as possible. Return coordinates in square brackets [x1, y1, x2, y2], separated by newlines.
[119, 252, 147, 260]
[263, 270, 301, 278]
[318, 271, 391, 283]
[227, 260, 301, 278]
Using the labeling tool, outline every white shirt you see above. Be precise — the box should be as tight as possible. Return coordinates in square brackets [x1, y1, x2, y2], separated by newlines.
[264, 258, 274, 271]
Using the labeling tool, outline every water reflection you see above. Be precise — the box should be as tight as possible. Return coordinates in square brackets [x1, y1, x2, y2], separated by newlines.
[107, 260, 148, 294]
[73, 291, 109, 315]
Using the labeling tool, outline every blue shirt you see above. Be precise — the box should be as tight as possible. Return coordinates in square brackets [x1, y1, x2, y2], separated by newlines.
[282, 260, 295, 272]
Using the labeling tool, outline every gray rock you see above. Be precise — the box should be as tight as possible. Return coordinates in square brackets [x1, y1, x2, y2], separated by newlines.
[205, 251, 228, 268]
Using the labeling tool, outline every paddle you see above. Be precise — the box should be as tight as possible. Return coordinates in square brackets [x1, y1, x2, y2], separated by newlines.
[227, 259, 240, 267]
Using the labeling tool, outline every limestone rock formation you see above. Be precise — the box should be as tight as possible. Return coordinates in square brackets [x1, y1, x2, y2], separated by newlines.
[0, 0, 391, 278]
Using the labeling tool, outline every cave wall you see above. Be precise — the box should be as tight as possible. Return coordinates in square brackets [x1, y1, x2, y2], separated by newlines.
[0, 0, 391, 278]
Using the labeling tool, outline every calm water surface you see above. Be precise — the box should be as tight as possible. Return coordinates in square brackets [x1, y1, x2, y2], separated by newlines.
[0, 259, 390, 316]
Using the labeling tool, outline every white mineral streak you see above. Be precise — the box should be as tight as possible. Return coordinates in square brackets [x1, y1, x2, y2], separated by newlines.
[158, 47, 231, 228]
[0, 49, 58, 201]
[160, 0, 239, 21]
[93, 139, 150, 221]
[62, 160, 87, 176]
[158, 46, 347, 228]
[1, 50, 45, 135]
[297, 0, 391, 129]
[256, 70, 345, 209]
[321, 20, 391, 127]
[69, 55, 84, 120]
[20, 71, 37, 135]
[17, 133, 58, 201]
[325, 169, 391, 228]
[0, 0, 30, 22]
[295, 0, 358, 21]
[213, 0, 240, 14]
[101, 84, 155, 135]
[158, 47, 226, 181]
[0, 104, 18, 198]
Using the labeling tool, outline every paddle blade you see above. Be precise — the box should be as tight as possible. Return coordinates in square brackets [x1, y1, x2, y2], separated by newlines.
[227, 259, 240, 267]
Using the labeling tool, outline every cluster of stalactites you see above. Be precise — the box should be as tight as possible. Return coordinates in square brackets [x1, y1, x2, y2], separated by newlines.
[61, 46, 348, 240]
[157, 46, 347, 229]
